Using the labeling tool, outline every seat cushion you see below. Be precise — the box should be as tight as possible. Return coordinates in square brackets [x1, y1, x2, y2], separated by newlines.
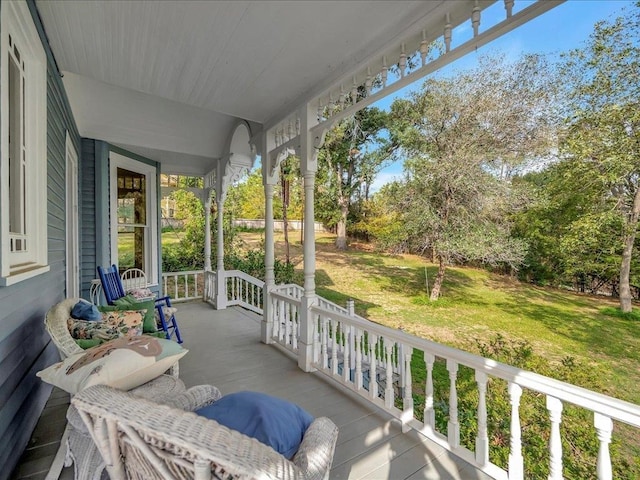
[37, 336, 187, 394]
[68, 310, 144, 342]
[100, 298, 157, 333]
[195, 391, 314, 459]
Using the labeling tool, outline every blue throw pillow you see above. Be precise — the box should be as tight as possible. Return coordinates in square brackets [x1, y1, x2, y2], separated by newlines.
[195, 391, 314, 459]
[71, 301, 101, 321]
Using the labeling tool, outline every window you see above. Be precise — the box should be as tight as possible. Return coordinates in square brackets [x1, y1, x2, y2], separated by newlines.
[110, 153, 158, 284]
[0, 0, 48, 285]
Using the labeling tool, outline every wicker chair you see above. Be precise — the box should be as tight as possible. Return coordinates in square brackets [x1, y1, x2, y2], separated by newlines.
[42, 298, 184, 479]
[72, 385, 339, 480]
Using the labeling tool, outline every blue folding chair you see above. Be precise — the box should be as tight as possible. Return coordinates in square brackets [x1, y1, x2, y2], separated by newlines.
[97, 265, 183, 344]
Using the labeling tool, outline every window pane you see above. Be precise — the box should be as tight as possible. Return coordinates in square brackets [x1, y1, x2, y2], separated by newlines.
[117, 167, 146, 225]
[117, 225, 146, 272]
[8, 53, 24, 237]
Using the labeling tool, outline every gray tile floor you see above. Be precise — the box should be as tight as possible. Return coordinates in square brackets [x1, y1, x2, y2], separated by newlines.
[13, 301, 493, 480]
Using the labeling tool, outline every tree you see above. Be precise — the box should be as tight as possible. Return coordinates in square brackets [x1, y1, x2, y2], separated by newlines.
[388, 54, 557, 300]
[559, 4, 640, 311]
[316, 107, 393, 249]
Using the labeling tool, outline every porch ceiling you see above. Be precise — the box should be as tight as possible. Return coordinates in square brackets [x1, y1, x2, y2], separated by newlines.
[35, 0, 483, 175]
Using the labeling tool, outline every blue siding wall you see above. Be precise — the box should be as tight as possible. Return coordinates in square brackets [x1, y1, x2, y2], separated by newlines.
[79, 139, 110, 300]
[0, 1, 80, 478]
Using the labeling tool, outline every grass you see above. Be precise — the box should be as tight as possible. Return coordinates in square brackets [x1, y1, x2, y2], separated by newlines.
[238, 231, 640, 406]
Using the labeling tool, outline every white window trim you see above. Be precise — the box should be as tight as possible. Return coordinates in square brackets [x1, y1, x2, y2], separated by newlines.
[0, 0, 49, 286]
[109, 152, 159, 285]
[66, 132, 80, 297]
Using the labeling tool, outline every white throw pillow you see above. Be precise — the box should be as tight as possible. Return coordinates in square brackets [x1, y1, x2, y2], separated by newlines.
[37, 336, 187, 394]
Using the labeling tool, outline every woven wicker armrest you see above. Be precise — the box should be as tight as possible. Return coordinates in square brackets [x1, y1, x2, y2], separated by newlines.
[291, 418, 339, 480]
[163, 384, 222, 411]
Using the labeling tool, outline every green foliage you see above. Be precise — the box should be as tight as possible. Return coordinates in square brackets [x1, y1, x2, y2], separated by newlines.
[161, 190, 239, 271]
[374, 54, 556, 298]
[224, 250, 297, 285]
[316, 107, 394, 247]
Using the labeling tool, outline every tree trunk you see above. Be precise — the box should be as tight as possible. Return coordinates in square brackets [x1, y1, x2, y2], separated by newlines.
[430, 256, 447, 301]
[619, 186, 640, 312]
[335, 198, 349, 250]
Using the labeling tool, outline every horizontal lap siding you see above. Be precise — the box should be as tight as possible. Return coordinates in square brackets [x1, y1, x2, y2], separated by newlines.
[80, 139, 97, 300]
[0, 2, 81, 478]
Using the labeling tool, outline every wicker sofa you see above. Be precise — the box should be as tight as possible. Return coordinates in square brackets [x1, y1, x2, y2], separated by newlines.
[72, 384, 339, 480]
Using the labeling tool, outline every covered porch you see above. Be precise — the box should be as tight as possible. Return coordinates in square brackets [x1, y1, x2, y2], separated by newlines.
[4, 0, 639, 479]
[16, 302, 491, 480]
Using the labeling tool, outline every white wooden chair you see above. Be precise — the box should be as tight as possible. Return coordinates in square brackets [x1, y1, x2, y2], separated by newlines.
[120, 268, 150, 294]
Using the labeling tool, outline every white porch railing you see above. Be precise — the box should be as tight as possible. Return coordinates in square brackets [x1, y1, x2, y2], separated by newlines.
[225, 270, 265, 314]
[304, 304, 640, 480]
[90, 270, 205, 305]
[162, 270, 204, 303]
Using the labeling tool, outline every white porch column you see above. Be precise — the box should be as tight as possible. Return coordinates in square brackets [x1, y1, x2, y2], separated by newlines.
[298, 104, 320, 372]
[215, 197, 227, 310]
[204, 190, 212, 272]
[261, 131, 277, 343]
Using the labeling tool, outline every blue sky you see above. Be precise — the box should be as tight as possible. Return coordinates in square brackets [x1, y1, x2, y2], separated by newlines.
[371, 0, 634, 192]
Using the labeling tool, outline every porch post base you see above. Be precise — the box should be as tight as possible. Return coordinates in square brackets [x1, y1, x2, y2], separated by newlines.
[297, 295, 317, 372]
[261, 287, 274, 344]
[215, 270, 227, 310]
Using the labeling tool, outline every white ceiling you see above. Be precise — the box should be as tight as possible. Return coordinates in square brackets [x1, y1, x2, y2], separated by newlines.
[35, 0, 472, 174]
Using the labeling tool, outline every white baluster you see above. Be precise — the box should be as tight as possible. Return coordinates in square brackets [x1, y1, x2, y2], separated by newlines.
[339, 85, 346, 109]
[287, 119, 294, 141]
[381, 56, 388, 88]
[424, 353, 435, 431]
[285, 302, 292, 347]
[184, 274, 189, 299]
[508, 383, 524, 480]
[331, 319, 339, 375]
[399, 43, 407, 77]
[321, 316, 329, 369]
[402, 346, 413, 432]
[291, 304, 298, 350]
[447, 359, 459, 448]
[504, 0, 514, 18]
[475, 371, 489, 465]
[594, 413, 613, 480]
[384, 342, 394, 409]
[369, 334, 378, 400]
[472, 0, 481, 37]
[271, 297, 279, 340]
[317, 100, 323, 121]
[355, 328, 363, 390]
[173, 274, 178, 299]
[278, 299, 285, 342]
[343, 324, 350, 383]
[420, 30, 428, 66]
[295, 117, 300, 136]
[365, 67, 372, 95]
[349, 324, 356, 370]
[194, 273, 199, 298]
[351, 77, 358, 105]
[546, 396, 564, 480]
[444, 13, 452, 53]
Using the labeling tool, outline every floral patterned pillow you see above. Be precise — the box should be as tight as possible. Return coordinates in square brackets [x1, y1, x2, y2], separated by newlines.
[68, 310, 143, 341]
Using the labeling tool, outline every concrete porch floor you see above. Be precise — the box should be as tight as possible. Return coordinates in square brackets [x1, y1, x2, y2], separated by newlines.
[13, 301, 493, 480]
